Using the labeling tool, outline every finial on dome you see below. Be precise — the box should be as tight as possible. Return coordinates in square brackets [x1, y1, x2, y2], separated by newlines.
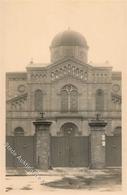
[30, 58, 34, 64]
[105, 60, 109, 64]
[67, 26, 71, 31]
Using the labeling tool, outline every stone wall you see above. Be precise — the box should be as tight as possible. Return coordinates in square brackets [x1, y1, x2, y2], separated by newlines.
[90, 130, 105, 168]
[35, 130, 50, 169]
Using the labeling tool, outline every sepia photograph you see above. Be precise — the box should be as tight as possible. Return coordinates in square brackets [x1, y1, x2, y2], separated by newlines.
[0, 0, 126, 194]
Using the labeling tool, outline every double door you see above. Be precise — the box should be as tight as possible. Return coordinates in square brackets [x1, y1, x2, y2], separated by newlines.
[51, 136, 89, 167]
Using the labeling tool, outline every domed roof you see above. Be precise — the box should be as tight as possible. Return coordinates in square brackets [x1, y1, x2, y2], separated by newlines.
[50, 30, 88, 48]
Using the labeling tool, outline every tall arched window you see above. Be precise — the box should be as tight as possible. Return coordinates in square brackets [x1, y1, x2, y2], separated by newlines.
[61, 90, 68, 112]
[34, 89, 43, 111]
[14, 127, 24, 136]
[70, 90, 78, 111]
[61, 84, 78, 112]
[96, 89, 104, 111]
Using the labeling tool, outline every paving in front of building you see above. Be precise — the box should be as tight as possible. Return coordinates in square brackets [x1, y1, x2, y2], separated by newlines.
[5, 168, 121, 192]
[6, 30, 122, 170]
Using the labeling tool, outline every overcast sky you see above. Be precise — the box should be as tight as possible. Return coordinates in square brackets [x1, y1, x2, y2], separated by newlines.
[1, 0, 127, 72]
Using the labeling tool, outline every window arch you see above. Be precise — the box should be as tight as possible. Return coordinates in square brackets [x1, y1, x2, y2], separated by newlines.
[14, 127, 24, 136]
[60, 122, 78, 136]
[61, 84, 78, 112]
[96, 89, 104, 111]
[34, 89, 43, 111]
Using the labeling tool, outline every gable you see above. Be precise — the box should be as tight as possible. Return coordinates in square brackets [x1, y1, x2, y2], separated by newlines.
[47, 57, 93, 70]
[47, 58, 93, 82]
[7, 93, 28, 111]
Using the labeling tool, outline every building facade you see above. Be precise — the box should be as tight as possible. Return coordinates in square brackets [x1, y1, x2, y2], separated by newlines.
[6, 30, 121, 169]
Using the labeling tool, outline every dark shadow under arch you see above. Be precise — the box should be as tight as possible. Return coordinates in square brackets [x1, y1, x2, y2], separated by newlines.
[14, 127, 24, 136]
[60, 122, 79, 136]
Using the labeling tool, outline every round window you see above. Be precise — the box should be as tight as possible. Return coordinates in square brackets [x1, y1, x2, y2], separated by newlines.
[17, 85, 26, 93]
[112, 84, 120, 92]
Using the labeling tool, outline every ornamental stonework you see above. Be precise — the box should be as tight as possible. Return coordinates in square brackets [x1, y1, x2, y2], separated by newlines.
[50, 63, 88, 81]
[30, 71, 47, 81]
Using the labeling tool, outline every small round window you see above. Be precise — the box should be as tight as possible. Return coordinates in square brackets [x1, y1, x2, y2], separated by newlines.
[17, 85, 26, 93]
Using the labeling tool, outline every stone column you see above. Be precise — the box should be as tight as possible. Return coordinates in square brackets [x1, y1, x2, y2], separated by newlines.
[33, 113, 52, 170]
[89, 114, 107, 169]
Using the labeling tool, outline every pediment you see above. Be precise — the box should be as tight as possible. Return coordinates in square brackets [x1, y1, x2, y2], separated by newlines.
[7, 93, 28, 104]
[7, 93, 28, 111]
[47, 58, 93, 82]
[47, 57, 93, 70]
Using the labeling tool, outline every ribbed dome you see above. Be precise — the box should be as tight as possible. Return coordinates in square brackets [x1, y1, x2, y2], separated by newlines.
[50, 30, 88, 48]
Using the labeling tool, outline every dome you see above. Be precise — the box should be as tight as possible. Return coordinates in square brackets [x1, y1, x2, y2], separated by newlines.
[50, 30, 88, 48]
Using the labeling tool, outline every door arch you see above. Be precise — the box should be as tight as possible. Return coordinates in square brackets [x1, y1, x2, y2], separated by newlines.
[60, 122, 78, 136]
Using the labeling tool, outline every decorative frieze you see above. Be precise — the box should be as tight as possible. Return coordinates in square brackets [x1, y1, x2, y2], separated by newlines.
[50, 64, 88, 81]
[111, 93, 121, 104]
[30, 71, 47, 81]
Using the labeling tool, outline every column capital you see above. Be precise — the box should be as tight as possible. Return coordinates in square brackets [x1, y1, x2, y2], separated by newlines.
[33, 112, 52, 132]
[88, 114, 107, 129]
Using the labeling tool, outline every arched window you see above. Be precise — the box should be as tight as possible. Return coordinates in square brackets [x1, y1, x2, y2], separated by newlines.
[96, 89, 104, 111]
[61, 84, 78, 112]
[70, 90, 78, 111]
[14, 127, 24, 136]
[34, 89, 43, 111]
[61, 90, 68, 112]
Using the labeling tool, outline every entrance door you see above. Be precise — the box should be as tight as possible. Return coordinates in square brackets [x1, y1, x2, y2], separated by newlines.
[51, 123, 89, 167]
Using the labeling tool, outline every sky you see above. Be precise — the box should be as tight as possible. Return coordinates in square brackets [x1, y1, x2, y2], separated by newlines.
[0, 0, 127, 72]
